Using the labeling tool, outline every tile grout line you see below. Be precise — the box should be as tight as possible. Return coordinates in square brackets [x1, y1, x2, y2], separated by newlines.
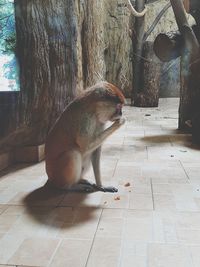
[47, 238, 62, 267]
[55, 192, 66, 208]
[112, 159, 119, 178]
[117, 216, 126, 267]
[169, 136, 174, 147]
[121, 136, 125, 147]
[85, 208, 103, 267]
[179, 160, 190, 180]
[188, 244, 196, 267]
[145, 146, 148, 160]
[150, 178, 155, 211]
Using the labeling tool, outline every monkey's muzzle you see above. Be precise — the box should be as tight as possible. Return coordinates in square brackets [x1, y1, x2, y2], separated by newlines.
[111, 103, 123, 121]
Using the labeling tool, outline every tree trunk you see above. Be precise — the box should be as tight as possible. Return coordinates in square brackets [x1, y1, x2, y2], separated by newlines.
[80, 0, 105, 88]
[189, 0, 200, 25]
[0, 0, 79, 151]
[134, 41, 161, 107]
[131, 0, 145, 105]
[16, 0, 79, 144]
[170, 0, 200, 144]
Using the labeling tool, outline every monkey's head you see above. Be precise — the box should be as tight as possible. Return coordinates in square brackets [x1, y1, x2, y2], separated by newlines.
[92, 82, 125, 123]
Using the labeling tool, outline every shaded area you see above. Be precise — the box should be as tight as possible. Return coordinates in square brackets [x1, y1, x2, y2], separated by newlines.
[140, 134, 200, 150]
[23, 183, 99, 229]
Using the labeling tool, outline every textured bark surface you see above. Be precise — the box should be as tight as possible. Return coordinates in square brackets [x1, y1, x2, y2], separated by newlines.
[153, 31, 183, 62]
[103, 0, 133, 97]
[17, 0, 78, 134]
[131, 0, 146, 104]
[0, 0, 79, 150]
[160, 58, 180, 98]
[134, 41, 161, 107]
[80, 1, 105, 88]
[169, 0, 200, 144]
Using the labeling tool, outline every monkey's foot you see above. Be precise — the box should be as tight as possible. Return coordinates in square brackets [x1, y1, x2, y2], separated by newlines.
[68, 184, 96, 193]
[96, 186, 118, 193]
[68, 180, 98, 193]
[77, 180, 118, 193]
[77, 179, 101, 193]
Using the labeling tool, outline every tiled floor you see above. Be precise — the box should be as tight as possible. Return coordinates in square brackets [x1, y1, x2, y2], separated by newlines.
[1, 98, 200, 267]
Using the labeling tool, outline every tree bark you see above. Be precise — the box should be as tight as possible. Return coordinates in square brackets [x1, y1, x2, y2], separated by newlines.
[170, 0, 200, 144]
[131, 0, 146, 105]
[131, 0, 171, 106]
[188, 0, 200, 25]
[154, 25, 200, 62]
[80, 0, 105, 88]
[0, 0, 79, 150]
[16, 0, 79, 144]
[134, 41, 161, 107]
[153, 31, 183, 62]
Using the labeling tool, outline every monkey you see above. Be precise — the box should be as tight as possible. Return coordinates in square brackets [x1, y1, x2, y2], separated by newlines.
[45, 81, 125, 193]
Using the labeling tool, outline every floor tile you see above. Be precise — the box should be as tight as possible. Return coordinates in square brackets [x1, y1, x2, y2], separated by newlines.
[0, 99, 200, 266]
[86, 237, 121, 267]
[148, 243, 193, 267]
[49, 239, 92, 267]
[8, 237, 60, 266]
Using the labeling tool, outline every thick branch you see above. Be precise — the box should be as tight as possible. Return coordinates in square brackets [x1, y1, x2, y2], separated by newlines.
[170, 0, 190, 28]
[170, 0, 199, 56]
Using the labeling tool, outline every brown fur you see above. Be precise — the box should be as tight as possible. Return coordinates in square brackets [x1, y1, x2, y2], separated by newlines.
[45, 82, 125, 191]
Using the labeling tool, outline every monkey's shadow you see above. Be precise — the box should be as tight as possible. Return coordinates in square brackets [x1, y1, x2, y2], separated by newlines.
[23, 183, 99, 230]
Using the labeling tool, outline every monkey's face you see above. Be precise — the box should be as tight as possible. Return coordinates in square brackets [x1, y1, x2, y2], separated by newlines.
[96, 102, 123, 123]
[110, 103, 123, 121]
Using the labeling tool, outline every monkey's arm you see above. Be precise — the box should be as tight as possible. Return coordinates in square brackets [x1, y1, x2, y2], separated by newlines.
[85, 118, 125, 156]
[91, 147, 118, 193]
[91, 147, 102, 186]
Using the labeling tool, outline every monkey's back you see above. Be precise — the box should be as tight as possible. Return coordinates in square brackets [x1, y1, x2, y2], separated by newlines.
[45, 96, 97, 160]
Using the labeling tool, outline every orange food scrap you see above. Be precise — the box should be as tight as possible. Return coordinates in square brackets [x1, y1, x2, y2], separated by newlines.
[114, 196, 120, 201]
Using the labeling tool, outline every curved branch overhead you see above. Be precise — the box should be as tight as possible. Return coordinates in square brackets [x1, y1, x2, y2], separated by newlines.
[143, 2, 171, 42]
[127, 0, 147, 17]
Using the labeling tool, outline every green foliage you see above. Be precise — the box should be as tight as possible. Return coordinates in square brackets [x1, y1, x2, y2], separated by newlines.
[0, 0, 16, 54]
[0, 0, 19, 91]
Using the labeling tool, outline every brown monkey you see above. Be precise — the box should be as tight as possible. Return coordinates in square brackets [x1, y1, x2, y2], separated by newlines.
[45, 81, 125, 193]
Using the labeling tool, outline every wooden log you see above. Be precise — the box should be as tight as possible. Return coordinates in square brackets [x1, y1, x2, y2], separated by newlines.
[153, 31, 184, 62]
[134, 41, 161, 107]
[154, 24, 200, 62]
